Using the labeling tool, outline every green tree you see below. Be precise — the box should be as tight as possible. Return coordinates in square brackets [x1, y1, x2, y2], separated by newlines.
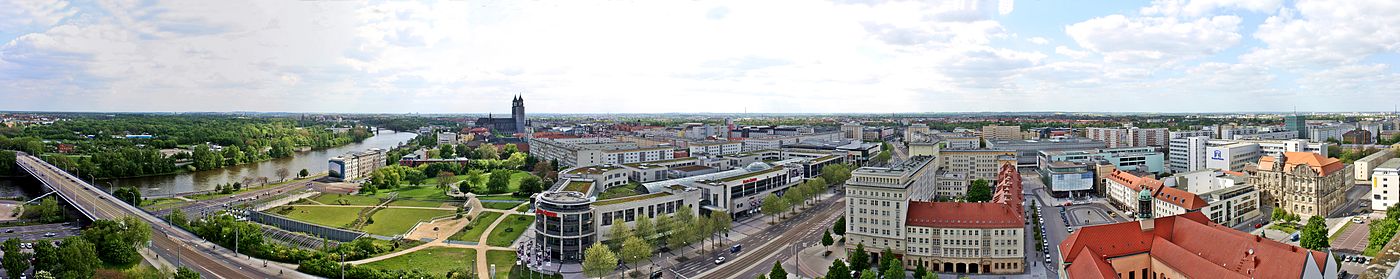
[634, 214, 656, 245]
[913, 264, 927, 279]
[611, 218, 633, 243]
[3, 238, 31, 279]
[965, 179, 992, 202]
[516, 176, 543, 197]
[921, 271, 939, 279]
[849, 244, 870, 276]
[440, 144, 456, 158]
[833, 216, 846, 235]
[81, 216, 152, 266]
[861, 270, 879, 279]
[711, 213, 733, 247]
[33, 271, 56, 279]
[487, 171, 511, 194]
[1300, 215, 1330, 250]
[826, 259, 852, 279]
[654, 213, 674, 246]
[1370, 219, 1399, 253]
[762, 193, 785, 223]
[457, 144, 472, 160]
[32, 239, 60, 275]
[619, 236, 651, 275]
[56, 238, 99, 279]
[436, 171, 459, 191]
[166, 208, 189, 228]
[113, 187, 143, 206]
[24, 197, 65, 223]
[476, 144, 500, 160]
[822, 230, 835, 247]
[299, 168, 309, 178]
[670, 205, 698, 255]
[502, 143, 519, 158]
[175, 267, 202, 279]
[582, 243, 617, 278]
[770, 261, 788, 279]
[1388, 204, 1400, 221]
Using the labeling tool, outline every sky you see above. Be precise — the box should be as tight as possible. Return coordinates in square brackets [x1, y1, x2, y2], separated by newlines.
[1, 0, 1398, 114]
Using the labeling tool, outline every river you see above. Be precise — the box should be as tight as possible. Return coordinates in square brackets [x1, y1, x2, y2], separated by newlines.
[96, 130, 418, 196]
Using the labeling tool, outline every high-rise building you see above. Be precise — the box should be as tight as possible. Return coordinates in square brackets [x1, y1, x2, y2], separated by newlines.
[1248, 152, 1352, 219]
[1284, 114, 1307, 139]
[1088, 127, 1168, 148]
[1371, 158, 1400, 211]
[841, 122, 863, 141]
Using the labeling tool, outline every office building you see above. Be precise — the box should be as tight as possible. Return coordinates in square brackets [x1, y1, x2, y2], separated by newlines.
[1087, 127, 1168, 148]
[1165, 170, 1262, 227]
[741, 132, 842, 151]
[1059, 212, 1337, 279]
[849, 162, 1026, 275]
[1285, 114, 1308, 139]
[985, 139, 1107, 169]
[1039, 147, 1165, 174]
[906, 123, 931, 141]
[1170, 138, 1329, 173]
[842, 122, 863, 140]
[1167, 136, 1211, 173]
[1039, 161, 1094, 197]
[980, 125, 1021, 141]
[687, 141, 742, 156]
[1247, 152, 1352, 219]
[1168, 130, 1214, 139]
[328, 148, 387, 182]
[1371, 158, 1400, 212]
[1205, 142, 1260, 172]
[1355, 150, 1397, 182]
[529, 137, 675, 168]
[437, 132, 459, 145]
[938, 149, 1017, 182]
[1308, 124, 1353, 142]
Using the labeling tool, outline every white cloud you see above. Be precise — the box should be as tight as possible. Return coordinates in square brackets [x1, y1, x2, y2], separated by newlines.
[1054, 46, 1091, 59]
[1066, 14, 1242, 64]
[0, 0, 77, 31]
[1243, 0, 1400, 68]
[1027, 37, 1049, 45]
[1141, 0, 1283, 17]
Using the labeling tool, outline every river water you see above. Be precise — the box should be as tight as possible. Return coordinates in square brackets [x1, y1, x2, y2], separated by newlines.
[95, 130, 418, 196]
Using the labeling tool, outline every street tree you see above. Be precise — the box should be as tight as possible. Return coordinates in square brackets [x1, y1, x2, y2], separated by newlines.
[770, 261, 788, 279]
[826, 259, 852, 279]
[175, 267, 201, 279]
[582, 243, 617, 278]
[833, 216, 846, 235]
[298, 168, 309, 178]
[32, 239, 59, 275]
[634, 214, 656, 245]
[56, 238, 99, 279]
[762, 194, 784, 223]
[276, 167, 290, 182]
[620, 236, 652, 275]
[654, 214, 674, 247]
[849, 243, 870, 275]
[712, 213, 733, 246]
[611, 218, 633, 244]
[913, 264, 928, 279]
[81, 216, 152, 266]
[822, 230, 835, 248]
[1300, 215, 1330, 250]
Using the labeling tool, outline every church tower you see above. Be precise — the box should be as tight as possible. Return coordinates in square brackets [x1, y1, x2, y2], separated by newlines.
[512, 95, 526, 134]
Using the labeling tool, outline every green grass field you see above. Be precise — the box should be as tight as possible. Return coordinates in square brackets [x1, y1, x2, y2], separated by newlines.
[361, 247, 475, 276]
[388, 199, 448, 208]
[486, 214, 534, 247]
[482, 201, 523, 210]
[375, 186, 454, 200]
[449, 211, 503, 242]
[273, 206, 364, 228]
[141, 197, 189, 211]
[363, 208, 456, 236]
[486, 250, 516, 279]
[313, 193, 383, 206]
[477, 194, 530, 201]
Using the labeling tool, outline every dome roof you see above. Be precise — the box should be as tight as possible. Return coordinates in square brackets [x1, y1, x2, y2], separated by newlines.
[744, 162, 773, 172]
[1138, 188, 1153, 200]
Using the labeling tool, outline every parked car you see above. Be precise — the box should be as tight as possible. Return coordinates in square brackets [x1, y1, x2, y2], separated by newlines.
[714, 257, 726, 265]
[1353, 217, 1365, 224]
[650, 271, 664, 279]
[1253, 223, 1263, 229]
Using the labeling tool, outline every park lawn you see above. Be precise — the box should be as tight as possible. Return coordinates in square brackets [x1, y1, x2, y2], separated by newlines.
[487, 214, 535, 247]
[482, 201, 523, 210]
[186, 175, 321, 201]
[141, 197, 189, 211]
[477, 194, 530, 201]
[486, 250, 516, 279]
[313, 193, 383, 206]
[376, 186, 454, 200]
[274, 206, 365, 228]
[1270, 223, 1301, 234]
[363, 208, 456, 236]
[449, 211, 503, 242]
[388, 199, 449, 208]
[361, 247, 475, 276]
[1330, 221, 1354, 242]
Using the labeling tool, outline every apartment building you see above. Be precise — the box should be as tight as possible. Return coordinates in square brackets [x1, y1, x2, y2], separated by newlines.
[1087, 127, 1168, 148]
[1248, 152, 1352, 219]
[686, 141, 742, 156]
[980, 125, 1021, 141]
[938, 149, 1017, 182]
[1372, 158, 1400, 212]
[528, 137, 676, 167]
[985, 139, 1106, 169]
[845, 157, 939, 253]
[327, 148, 387, 182]
[1355, 149, 1397, 182]
[842, 122, 864, 140]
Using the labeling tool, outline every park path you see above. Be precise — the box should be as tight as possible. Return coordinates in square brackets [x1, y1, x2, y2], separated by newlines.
[346, 200, 534, 279]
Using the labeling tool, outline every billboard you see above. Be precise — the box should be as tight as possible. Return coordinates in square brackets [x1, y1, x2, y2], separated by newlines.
[328, 160, 346, 179]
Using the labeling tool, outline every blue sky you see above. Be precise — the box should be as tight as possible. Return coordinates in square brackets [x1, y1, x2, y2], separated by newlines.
[1, 0, 1398, 114]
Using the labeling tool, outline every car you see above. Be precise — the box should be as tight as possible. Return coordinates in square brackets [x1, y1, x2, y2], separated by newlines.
[43, 232, 56, 237]
[1067, 227, 1074, 233]
[650, 271, 664, 279]
[730, 244, 743, 254]
[1254, 223, 1264, 229]
[4, 229, 12, 233]
[714, 257, 726, 265]
[1353, 217, 1365, 224]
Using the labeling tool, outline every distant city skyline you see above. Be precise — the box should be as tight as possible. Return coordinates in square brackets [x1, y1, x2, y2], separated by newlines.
[2, 0, 1399, 113]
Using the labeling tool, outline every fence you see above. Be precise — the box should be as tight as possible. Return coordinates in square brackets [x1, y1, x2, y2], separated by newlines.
[246, 210, 365, 242]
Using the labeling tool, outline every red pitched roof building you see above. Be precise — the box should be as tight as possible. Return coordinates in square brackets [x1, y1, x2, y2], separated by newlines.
[1059, 211, 1338, 279]
[1248, 152, 1352, 219]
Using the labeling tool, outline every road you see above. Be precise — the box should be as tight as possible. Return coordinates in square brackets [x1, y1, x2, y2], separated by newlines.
[0, 223, 81, 241]
[151, 177, 318, 218]
[676, 194, 845, 279]
[17, 153, 296, 279]
[1329, 183, 1372, 218]
[1022, 174, 1066, 277]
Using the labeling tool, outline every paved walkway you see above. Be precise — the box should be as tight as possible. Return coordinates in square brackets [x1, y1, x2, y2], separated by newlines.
[346, 199, 533, 279]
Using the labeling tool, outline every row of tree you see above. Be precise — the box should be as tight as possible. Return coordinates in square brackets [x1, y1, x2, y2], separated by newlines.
[761, 177, 831, 223]
[823, 244, 939, 279]
[582, 204, 736, 278]
[0, 216, 156, 279]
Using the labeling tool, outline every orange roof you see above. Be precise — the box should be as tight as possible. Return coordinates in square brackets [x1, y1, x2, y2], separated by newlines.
[1061, 212, 1329, 278]
[1105, 169, 1207, 210]
[1258, 152, 1345, 176]
[1066, 248, 1117, 279]
[905, 163, 1024, 228]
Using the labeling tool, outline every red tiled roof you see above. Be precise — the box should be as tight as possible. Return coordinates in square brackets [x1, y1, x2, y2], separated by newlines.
[1061, 212, 1328, 278]
[1066, 248, 1117, 279]
[1258, 152, 1345, 176]
[1105, 169, 1207, 210]
[905, 163, 1024, 228]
